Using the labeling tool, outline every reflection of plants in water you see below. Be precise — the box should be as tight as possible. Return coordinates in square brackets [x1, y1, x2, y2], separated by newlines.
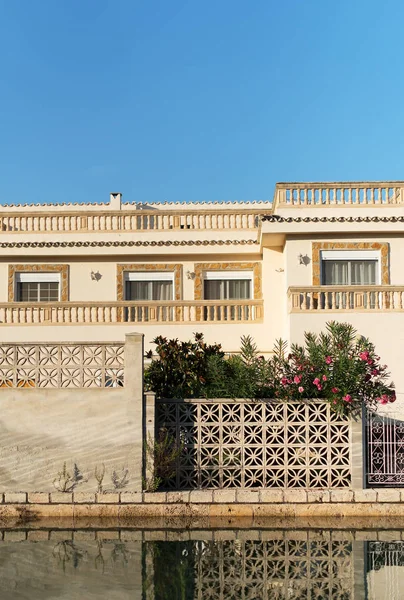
[53, 541, 86, 572]
[145, 541, 196, 600]
[95, 540, 105, 573]
[111, 542, 129, 566]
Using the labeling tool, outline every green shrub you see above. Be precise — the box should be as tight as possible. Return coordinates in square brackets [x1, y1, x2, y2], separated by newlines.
[144, 322, 396, 415]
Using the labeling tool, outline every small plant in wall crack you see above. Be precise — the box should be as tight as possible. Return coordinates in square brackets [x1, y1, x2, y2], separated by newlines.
[53, 462, 84, 493]
[95, 463, 106, 493]
[143, 429, 184, 492]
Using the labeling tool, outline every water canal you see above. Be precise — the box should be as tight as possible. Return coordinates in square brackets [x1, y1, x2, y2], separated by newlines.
[0, 521, 402, 599]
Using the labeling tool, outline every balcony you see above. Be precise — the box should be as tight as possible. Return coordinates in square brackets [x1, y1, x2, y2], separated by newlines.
[0, 300, 263, 325]
[0, 210, 261, 234]
[289, 286, 404, 312]
[274, 181, 404, 208]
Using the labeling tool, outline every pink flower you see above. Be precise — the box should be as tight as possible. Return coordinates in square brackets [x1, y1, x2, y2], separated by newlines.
[331, 387, 339, 394]
[298, 386, 304, 393]
[343, 394, 352, 403]
[367, 359, 374, 366]
[359, 351, 369, 361]
[378, 395, 389, 405]
[280, 377, 289, 386]
[325, 356, 333, 364]
[313, 378, 320, 386]
[322, 375, 327, 382]
[317, 384, 323, 391]
[293, 375, 302, 384]
[371, 369, 379, 376]
[333, 400, 337, 404]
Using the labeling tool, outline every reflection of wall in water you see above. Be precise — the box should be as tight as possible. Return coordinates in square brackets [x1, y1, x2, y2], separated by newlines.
[0, 535, 143, 600]
[148, 531, 354, 600]
[367, 541, 404, 600]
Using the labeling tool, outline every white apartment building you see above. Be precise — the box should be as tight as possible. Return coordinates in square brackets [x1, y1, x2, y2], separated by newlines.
[0, 182, 403, 402]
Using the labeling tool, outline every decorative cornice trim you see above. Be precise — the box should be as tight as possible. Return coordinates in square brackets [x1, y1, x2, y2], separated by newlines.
[262, 215, 404, 223]
[0, 200, 272, 209]
[0, 239, 258, 249]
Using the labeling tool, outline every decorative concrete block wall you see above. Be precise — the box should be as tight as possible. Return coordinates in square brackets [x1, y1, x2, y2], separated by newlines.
[156, 398, 355, 490]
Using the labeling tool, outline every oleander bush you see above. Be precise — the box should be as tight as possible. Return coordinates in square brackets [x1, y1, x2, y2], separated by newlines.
[145, 322, 395, 415]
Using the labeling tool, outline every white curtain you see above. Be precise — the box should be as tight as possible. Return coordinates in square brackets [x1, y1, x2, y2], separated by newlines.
[204, 279, 251, 300]
[323, 260, 377, 285]
[126, 281, 173, 301]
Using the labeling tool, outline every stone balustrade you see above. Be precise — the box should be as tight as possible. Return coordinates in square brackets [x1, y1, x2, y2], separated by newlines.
[289, 286, 404, 312]
[0, 299, 263, 324]
[0, 210, 261, 233]
[274, 181, 404, 207]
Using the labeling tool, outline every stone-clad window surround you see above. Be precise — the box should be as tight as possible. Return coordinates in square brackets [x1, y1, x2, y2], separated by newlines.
[312, 242, 389, 286]
[8, 264, 69, 302]
[194, 262, 262, 300]
[116, 264, 182, 301]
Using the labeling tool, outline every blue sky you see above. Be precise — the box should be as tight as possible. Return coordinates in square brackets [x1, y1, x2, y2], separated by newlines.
[1, 0, 404, 205]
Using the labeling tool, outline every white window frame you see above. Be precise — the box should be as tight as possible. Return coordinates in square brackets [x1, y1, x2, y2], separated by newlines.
[320, 251, 381, 285]
[124, 272, 174, 282]
[15, 272, 61, 302]
[203, 270, 254, 282]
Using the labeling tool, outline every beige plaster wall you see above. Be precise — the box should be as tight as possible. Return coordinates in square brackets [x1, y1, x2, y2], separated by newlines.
[0, 322, 272, 354]
[261, 247, 287, 345]
[0, 387, 142, 492]
[0, 333, 144, 493]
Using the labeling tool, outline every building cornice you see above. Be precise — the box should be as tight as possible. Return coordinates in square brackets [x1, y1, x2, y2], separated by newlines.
[0, 239, 259, 249]
[262, 215, 404, 223]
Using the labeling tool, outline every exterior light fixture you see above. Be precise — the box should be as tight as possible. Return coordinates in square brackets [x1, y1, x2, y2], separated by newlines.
[298, 254, 310, 266]
[91, 270, 102, 281]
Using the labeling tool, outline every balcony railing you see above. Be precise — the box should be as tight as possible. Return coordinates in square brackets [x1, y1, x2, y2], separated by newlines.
[0, 210, 261, 234]
[289, 286, 404, 312]
[0, 300, 263, 325]
[274, 182, 404, 208]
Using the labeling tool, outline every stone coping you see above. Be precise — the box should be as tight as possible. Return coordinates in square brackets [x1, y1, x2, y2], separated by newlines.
[1, 489, 403, 505]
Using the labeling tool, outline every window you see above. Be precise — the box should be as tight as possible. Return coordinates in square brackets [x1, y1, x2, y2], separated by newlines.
[203, 271, 253, 320]
[321, 251, 379, 285]
[203, 271, 252, 300]
[320, 251, 380, 309]
[125, 272, 173, 301]
[15, 273, 60, 302]
[124, 272, 174, 321]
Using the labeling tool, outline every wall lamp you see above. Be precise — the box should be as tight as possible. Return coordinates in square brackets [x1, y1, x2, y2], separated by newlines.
[91, 270, 102, 281]
[298, 254, 311, 266]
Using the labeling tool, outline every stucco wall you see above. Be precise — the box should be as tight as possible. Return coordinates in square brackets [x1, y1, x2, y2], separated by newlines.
[0, 333, 144, 493]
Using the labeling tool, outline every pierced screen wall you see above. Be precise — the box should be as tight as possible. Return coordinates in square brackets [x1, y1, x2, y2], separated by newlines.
[0, 343, 124, 388]
[156, 399, 351, 489]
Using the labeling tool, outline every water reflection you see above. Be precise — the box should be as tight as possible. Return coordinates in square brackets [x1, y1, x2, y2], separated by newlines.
[366, 541, 404, 600]
[0, 527, 402, 599]
[146, 536, 353, 600]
